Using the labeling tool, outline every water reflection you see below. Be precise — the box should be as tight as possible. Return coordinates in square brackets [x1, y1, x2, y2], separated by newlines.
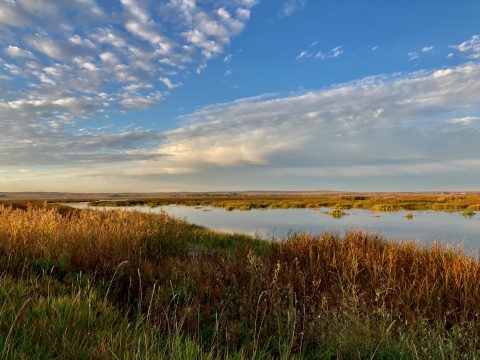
[63, 203, 480, 253]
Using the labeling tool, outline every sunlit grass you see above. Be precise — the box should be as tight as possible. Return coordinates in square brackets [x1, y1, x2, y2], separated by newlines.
[322, 209, 350, 218]
[1, 203, 480, 357]
[82, 193, 480, 214]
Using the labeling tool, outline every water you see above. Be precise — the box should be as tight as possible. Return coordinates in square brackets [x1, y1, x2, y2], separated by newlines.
[64, 203, 480, 253]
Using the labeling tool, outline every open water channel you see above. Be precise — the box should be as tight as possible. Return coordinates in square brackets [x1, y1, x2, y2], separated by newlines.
[64, 202, 480, 254]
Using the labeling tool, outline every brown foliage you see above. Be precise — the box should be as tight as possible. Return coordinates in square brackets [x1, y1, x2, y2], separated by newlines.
[1, 204, 479, 354]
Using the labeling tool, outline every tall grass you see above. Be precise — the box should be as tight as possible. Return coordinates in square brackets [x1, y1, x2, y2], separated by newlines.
[0, 203, 480, 358]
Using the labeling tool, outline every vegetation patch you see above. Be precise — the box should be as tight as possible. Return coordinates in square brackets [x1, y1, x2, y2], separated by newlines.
[1, 203, 480, 357]
[462, 209, 476, 217]
[322, 209, 350, 218]
[80, 193, 480, 213]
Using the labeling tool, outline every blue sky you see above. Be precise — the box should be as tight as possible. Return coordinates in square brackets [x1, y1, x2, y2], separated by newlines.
[1, 0, 480, 192]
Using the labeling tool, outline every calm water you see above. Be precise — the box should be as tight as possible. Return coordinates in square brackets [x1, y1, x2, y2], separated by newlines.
[64, 202, 480, 253]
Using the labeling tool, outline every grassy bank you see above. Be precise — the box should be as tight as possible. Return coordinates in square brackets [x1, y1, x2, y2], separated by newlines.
[84, 193, 480, 213]
[0, 203, 479, 358]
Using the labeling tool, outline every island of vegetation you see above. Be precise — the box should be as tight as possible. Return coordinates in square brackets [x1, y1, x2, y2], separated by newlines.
[82, 193, 480, 213]
[0, 200, 478, 358]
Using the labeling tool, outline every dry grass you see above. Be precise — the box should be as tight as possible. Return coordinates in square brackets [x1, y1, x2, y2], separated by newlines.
[1, 203, 480, 357]
[85, 193, 480, 213]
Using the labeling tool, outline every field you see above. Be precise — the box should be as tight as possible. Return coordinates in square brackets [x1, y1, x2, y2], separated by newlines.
[0, 202, 479, 358]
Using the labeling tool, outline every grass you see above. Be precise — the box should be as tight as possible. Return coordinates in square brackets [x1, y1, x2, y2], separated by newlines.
[322, 209, 350, 218]
[1, 203, 480, 358]
[81, 193, 480, 213]
[462, 210, 476, 218]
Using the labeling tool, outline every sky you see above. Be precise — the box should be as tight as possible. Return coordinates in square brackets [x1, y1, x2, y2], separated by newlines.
[1, 0, 480, 192]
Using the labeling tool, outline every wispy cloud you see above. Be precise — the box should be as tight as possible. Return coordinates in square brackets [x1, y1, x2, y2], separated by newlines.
[117, 63, 480, 188]
[280, 0, 306, 17]
[295, 51, 311, 59]
[422, 46, 434, 52]
[296, 45, 343, 60]
[330, 46, 343, 57]
[451, 35, 480, 59]
[408, 52, 419, 60]
[371, 46, 378, 51]
[159, 77, 182, 89]
[196, 64, 207, 74]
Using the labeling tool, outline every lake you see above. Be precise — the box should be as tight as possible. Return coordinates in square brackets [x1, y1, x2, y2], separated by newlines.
[64, 202, 480, 253]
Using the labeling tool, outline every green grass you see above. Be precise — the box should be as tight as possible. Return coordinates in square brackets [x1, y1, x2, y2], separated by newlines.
[462, 209, 476, 217]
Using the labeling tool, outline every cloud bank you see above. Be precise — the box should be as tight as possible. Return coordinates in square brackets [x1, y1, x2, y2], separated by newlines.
[3, 62, 480, 191]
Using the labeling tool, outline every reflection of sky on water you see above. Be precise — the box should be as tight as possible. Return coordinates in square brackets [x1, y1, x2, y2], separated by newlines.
[64, 203, 480, 254]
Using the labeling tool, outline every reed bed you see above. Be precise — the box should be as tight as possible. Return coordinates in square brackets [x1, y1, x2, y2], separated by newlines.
[0, 203, 479, 358]
[85, 193, 480, 213]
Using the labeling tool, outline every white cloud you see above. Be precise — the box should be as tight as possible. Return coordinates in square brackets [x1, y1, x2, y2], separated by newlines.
[4, 46, 35, 59]
[118, 91, 163, 110]
[0, 0, 260, 132]
[0, 1, 31, 27]
[3, 63, 480, 190]
[451, 35, 480, 59]
[100, 52, 120, 66]
[447, 116, 480, 125]
[160, 69, 178, 76]
[122, 83, 153, 93]
[224, 54, 232, 62]
[421, 46, 434, 52]
[120, 0, 151, 24]
[159, 0, 256, 61]
[17, 0, 59, 18]
[72, 0, 106, 18]
[372, 46, 378, 51]
[280, 0, 306, 17]
[25, 35, 67, 60]
[225, 70, 232, 76]
[331, 46, 343, 57]
[447, 53, 454, 59]
[297, 45, 343, 61]
[91, 27, 128, 49]
[196, 64, 207, 74]
[235, 8, 250, 21]
[296, 51, 308, 59]
[408, 52, 419, 60]
[159, 77, 182, 89]
[147, 63, 480, 183]
[432, 69, 453, 78]
[0, 0, 263, 179]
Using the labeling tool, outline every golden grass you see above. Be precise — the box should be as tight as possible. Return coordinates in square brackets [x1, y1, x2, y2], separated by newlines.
[1, 203, 480, 357]
[84, 193, 480, 213]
